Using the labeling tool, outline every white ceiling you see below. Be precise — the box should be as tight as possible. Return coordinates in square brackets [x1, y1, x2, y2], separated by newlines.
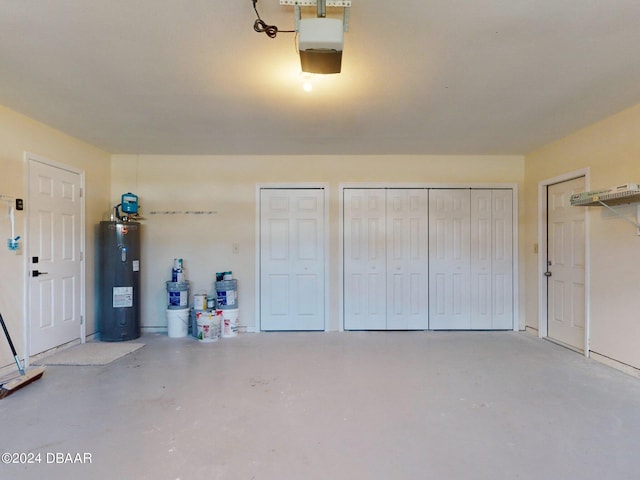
[1, 0, 640, 155]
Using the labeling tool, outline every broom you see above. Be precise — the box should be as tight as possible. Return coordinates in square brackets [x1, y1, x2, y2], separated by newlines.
[0, 311, 44, 399]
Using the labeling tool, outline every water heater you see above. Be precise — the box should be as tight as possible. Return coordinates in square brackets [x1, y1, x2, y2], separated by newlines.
[98, 221, 141, 341]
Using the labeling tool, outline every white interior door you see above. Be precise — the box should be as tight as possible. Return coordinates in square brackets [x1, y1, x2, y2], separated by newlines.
[470, 190, 514, 329]
[429, 189, 471, 330]
[386, 189, 428, 330]
[547, 177, 586, 350]
[260, 188, 325, 331]
[28, 158, 83, 354]
[344, 189, 386, 330]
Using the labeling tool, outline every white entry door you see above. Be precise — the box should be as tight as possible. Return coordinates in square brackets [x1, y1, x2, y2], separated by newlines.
[386, 189, 428, 329]
[429, 189, 471, 329]
[28, 157, 83, 354]
[547, 177, 586, 350]
[260, 188, 325, 331]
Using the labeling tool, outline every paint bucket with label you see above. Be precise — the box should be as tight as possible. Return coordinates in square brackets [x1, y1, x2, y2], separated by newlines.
[167, 281, 190, 309]
[166, 308, 189, 338]
[193, 291, 207, 310]
[216, 279, 238, 309]
[196, 310, 221, 342]
[221, 308, 239, 338]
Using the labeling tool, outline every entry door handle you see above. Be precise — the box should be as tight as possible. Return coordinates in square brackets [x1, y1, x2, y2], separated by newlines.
[32, 270, 49, 277]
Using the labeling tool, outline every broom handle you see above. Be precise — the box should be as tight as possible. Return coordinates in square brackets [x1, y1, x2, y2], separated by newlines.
[0, 312, 25, 375]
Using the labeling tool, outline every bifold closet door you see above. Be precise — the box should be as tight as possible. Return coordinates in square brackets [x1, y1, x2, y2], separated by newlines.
[429, 189, 471, 329]
[470, 189, 513, 329]
[386, 189, 428, 330]
[344, 189, 387, 330]
[260, 188, 325, 331]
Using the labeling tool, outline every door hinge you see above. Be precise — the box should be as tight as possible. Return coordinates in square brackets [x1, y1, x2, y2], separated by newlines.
[80, 315, 84, 325]
[80, 251, 84, 261]
[80, 187, 83, 198]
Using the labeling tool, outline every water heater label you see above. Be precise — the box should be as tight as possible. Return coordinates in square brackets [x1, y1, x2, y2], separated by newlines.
[113, 286, 133, 308]
[132, 260, 140, 272]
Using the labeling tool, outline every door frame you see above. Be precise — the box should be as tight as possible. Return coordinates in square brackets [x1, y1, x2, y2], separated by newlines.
[24, 152, 86, 365]
[537, 168, 590, 357]
[340, 182, 520, 332]
[255, 183, 329, 332]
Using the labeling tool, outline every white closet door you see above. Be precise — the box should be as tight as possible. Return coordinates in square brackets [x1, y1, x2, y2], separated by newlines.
[344, 189, 386, 330]
[429, 189, 471, 330]
[260, 189, 325, 331]
[386, 189, 429, 330]
[471, 190, 513, 329]
[490, 189, 513, 329]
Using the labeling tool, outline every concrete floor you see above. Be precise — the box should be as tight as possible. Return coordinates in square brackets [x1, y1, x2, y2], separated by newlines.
[1, 331, 639, 480]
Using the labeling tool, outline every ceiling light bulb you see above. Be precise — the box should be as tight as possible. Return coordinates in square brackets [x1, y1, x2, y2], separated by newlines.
[301, 73, 313, 92]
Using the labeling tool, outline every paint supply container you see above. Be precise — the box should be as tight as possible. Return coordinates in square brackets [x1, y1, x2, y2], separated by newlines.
[167, 281, 190, 309]
[216, 279, 238, 309]
[166, 308, 189, 338]
[195, 310, 221, 342]
[221, 309, 239, 338]
[193, 291, 207, 310]
[207, 296, 216, 309]
[172, 258, 185, 283]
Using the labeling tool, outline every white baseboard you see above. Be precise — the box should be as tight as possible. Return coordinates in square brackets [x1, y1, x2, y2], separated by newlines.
[590, 351, 640, 378]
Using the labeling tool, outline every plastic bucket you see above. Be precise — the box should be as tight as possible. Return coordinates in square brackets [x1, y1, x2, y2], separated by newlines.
[166, 308, 189, 338]
[196, 310, 221, 342]
[221, 308, 239, 338]
[167, 281, 190, 309]
[216, 279, 238, 309]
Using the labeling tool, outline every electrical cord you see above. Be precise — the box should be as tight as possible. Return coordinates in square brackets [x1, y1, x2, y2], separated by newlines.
[252, 0, 295, 38]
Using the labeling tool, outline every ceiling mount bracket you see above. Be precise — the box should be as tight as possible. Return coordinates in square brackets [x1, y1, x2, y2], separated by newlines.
[288, 0, 351, 32]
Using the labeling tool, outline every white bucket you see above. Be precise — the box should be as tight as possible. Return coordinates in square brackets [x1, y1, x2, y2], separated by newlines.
[221, 308, 239, 338]
[193, 292, 207, 310]
[166, 308, 189, 338]
[196, 310, 221, 343]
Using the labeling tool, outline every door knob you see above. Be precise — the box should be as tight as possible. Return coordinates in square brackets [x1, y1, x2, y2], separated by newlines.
[32, 270, 49, 277]
[544, 271, 552, 277]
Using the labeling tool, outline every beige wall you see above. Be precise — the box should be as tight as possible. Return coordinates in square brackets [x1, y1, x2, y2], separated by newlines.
[0, 105, 111, 369]
[524, 103, 640, 369]
[111, 154, 525, 333]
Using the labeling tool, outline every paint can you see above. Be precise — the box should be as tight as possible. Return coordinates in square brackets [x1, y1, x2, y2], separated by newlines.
[216, 279, 238, 309]
[167, 281, 190, 309]
[195, 310, 221, 342]
[221, 308, 239, 338]
[166, 308, 189, 338]
[193, 291, 207, 310]
[207, 296, 216, 309]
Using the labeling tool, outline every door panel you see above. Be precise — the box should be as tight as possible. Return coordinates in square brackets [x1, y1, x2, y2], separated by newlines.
[260, 189, 325, 331]
[386, 189, 428, 330]
[29, 160, 82, 354]
[470, 189, 513, 329]
[429, 190, 471, 329]
[344, 189, 387, 330]
[547, 178, 586, 349]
